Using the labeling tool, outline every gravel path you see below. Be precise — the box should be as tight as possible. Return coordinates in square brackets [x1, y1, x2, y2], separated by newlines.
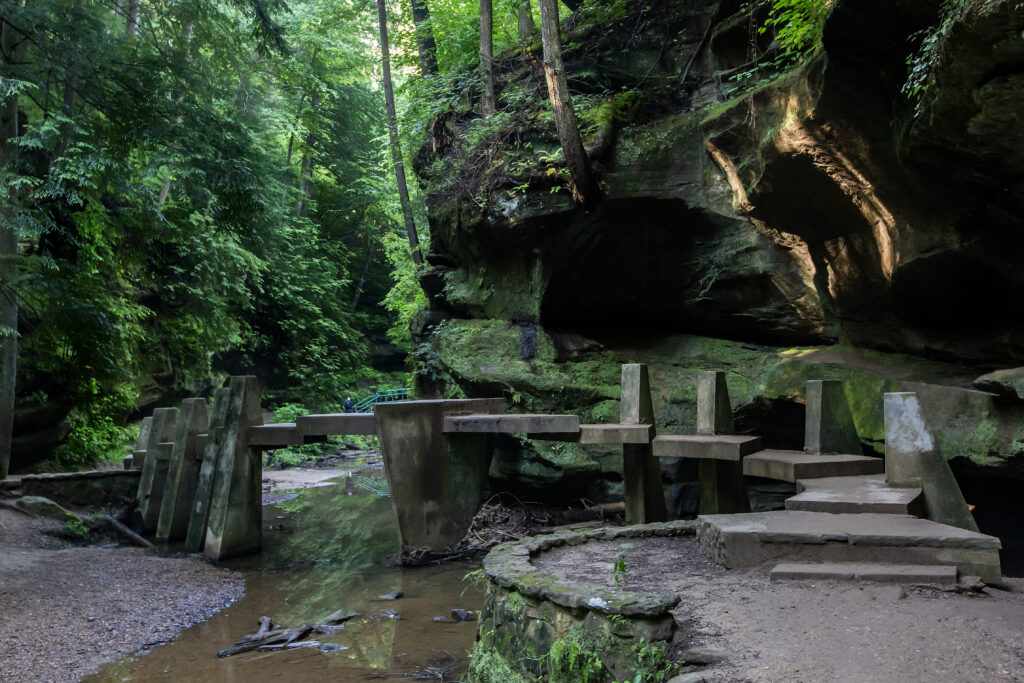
[533, 535, 1024, 682]
[0, 508, 244, 682]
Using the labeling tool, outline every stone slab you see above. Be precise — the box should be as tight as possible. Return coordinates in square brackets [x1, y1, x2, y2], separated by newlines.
[620, 364, 666, 524]
[652, 434, 762, 461]
[295, 413, 378, 437]
[696, 371, 733, 435]
[442, 413, 580, 434]
[136, 408, 178, 532]
[769, 562, 957, 584]
[804, 379, 862, 455]
[19, 470, 140, 507]
[742, 449, 884, 482]
[157, 398, 209, 542]
[696, 511, 1001, 582]
[248, 423, 303, 447]
[786, 475, 923, 515]
[185, 387, 230, 553]
[578, 423, 654, 444]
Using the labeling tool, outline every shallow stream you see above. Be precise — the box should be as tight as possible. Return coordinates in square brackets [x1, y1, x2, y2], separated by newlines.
[86, 458, 484, 681]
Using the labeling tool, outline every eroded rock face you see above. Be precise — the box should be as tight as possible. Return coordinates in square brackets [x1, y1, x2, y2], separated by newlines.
[415, 1, 1024, 570]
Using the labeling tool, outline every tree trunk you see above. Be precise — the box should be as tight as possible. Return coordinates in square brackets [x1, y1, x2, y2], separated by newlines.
[518, 0, 536, 42]
[0, 20, 18, 480]
[293, 153, 313, 218]
[479, 0, 496, 115]
[537, 0, 599, 205]
[410, 0, 438, 77]
[126, 0, 140, 38]
[376, 0, 423, 266]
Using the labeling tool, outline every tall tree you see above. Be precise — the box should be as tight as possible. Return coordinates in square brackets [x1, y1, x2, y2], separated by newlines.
[480, 0, 496, 115]
[538, 0, 598, 205]
[0, 16, 17, 480]
[376, 0, 423, 265]
[518, 0, 536, 42]
[410, 0, 438, 77]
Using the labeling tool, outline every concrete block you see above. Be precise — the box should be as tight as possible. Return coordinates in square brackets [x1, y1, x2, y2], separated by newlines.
[620, 364, 666, 524]
[442, 413, 580, 434]
[785, 475, 923, 515]
[248, 423, 302, 447]
[131, 417, 152, 470]
[376, 399, 505, 553]
[696, 371, 733, 435]
[742, 450, 884, 482]
[135, 407, 178, 532]
[204, 377, 264, 560]
[156, 398, 209, 542]
[295, 413, 378, 438]
[652, 434, 762, 461]
[804, 379, 862, 454]
[185, 387, 230, 553]
[884, 392, 979, 532]
[578, 424, 654, 444]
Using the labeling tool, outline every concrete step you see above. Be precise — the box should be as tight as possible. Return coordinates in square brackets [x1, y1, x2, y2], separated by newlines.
[786, 475, 924, 515]
[769, 562, 958, 584]
[442, 414, 580, 435]
[696, 510, 1001, 583]
[652, 434, 763, 461]
[578, 423, 654, 444]
[742, 449, 884, 482]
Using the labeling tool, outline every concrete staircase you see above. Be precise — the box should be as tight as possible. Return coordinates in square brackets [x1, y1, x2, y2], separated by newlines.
[691, 378, 1003, 584]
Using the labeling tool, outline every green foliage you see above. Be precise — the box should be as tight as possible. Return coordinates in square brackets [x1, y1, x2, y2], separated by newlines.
[63, 515, 90, 543]
[467, 640, 532, 683]
[902, 0, 967, 119]
[613, 551, 628, 586]
[761, 0, 831, 56]
[548, 626, 608, 683]
[629, 639, 677, 683]
[53, 388, 137, 470]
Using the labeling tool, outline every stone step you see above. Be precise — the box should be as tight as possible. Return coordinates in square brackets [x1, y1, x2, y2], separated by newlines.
[769, 562, 958, 584]
[742, 449, 884, 482]
[442, 414, 580, 435]
[578, 423, 654, 444]
[786, 475, 923, 515]
[696, 510, 1001, 583]
[651, 434, 763, 461]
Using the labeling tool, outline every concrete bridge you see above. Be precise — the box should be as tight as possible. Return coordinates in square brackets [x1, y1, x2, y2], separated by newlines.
[132, 366, 1002, 583]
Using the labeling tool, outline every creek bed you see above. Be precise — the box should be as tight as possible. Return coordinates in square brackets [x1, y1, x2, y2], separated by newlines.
[86, 459, 485, 682]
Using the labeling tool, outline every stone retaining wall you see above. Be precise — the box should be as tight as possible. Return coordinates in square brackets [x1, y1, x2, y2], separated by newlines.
[20, 470, 141, 507]
[474, 520, 695, 681]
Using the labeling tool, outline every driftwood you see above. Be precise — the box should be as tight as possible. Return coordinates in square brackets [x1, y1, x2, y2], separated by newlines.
[217, 625, 312, 657]
[256, 616, 276, 635]
[96, 514, 156, 549]
[259, 640, 321, 651]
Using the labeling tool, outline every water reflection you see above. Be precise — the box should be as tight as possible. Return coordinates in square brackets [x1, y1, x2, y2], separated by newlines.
[88, 463, 484, 682]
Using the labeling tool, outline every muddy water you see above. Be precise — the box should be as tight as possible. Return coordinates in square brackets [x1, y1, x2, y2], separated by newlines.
[87, 461, 484, 682]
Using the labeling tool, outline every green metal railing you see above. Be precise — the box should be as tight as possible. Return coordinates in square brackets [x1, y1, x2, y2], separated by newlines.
[352, 475, 390, 497]
[354, 388, 410, 413]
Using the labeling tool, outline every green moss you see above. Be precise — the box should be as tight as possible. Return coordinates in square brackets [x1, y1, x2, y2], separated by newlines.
[467, 641, 532, 683]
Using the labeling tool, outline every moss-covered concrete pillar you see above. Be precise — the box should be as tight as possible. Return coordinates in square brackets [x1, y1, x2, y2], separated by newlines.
[156, 398, 209, 542]
[185, 387, 230, 553]
[376, 399, 504, 553]
[204, 376, 263, 560]
[621, 364, 667, 524]
[135, 407, 178, 531]
[696, 371, 749, 515]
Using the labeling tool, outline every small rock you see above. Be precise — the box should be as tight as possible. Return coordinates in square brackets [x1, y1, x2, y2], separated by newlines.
[381, 610, 400, 620]
[378, 591, 403, 600]
[669, 672, 709, 683]
[14, 496, 77, 522]
[433, 616, 451, 623]
[972, 368, 1024, 401]
[680, 647, 729, 665]
[318, 609, 360, 625]
[450, 609, 475, 622]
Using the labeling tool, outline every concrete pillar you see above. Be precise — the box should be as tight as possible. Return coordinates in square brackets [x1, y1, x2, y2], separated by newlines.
[204, 376, 263, 560]
[621, 364, 667, 524]
[136, 407, 178, 532]
[805, 379, 862, 454]
[128, 416, 152, 470]
[376, 399, 504, 553]
[695, 371, 749, 515]
[884, 392, 979, 532]
[156, 398, 209, 542]
[185, 387, 230, 553]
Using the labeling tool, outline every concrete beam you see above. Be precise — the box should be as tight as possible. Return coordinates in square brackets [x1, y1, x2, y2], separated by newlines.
[443, 413, 580, 434]
[652, 434, 762, 461]
[296, 413, 378, 438]
[130, 417, 152, 470]
[205, 376, 264, 560]
[157, 398, 209, 542]
[136, 407, 178, 532]
[805, 379, 862, 455]
[884, 392, 979, 532]
[696, 371, 734, 435]
[248, 423, 303, 447]
[185, 387, 230, 553]
[693, 371, 748, 515]
[578, 423, 654, 445]
[743, 449, 884, 483]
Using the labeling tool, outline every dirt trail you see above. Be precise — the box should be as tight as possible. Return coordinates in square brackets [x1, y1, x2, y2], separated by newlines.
[0, 508, 243, 682]
[533, 535, 1024, 682]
